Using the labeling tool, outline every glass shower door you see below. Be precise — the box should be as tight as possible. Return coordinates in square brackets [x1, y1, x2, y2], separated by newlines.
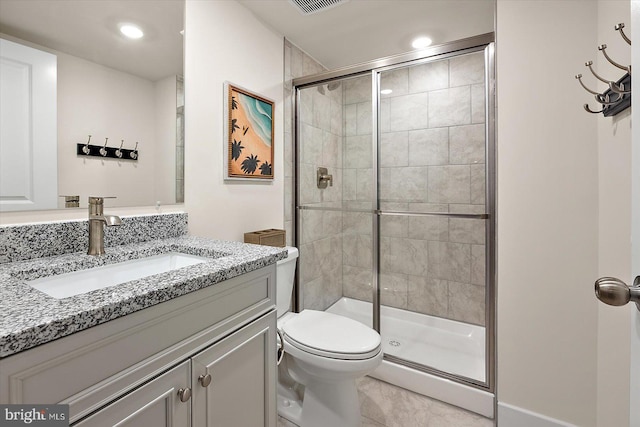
[296, 74, 376, 314]
[376, 49, 490, 385]
[295, 41, 495, 390]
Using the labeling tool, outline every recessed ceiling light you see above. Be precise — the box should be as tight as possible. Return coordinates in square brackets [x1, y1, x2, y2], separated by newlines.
[411, 36, 432, 49]
[380, 89, 393, 95]
[120, 24, 144, 39]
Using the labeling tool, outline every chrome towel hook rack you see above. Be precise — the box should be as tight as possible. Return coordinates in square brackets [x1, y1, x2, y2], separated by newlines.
[577, 22, 631, 117]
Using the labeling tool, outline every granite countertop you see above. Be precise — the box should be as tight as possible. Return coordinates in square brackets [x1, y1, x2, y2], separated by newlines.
[0, 236, 287, 358]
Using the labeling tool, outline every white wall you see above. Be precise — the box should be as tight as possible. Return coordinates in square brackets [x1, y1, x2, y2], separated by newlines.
[496, 1, 600, 426]
[57, 52, 158, 207]
[184, 0, 284, 241]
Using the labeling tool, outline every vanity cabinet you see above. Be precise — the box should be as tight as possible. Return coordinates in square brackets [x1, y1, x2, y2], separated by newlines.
[0, 265, 277, 427]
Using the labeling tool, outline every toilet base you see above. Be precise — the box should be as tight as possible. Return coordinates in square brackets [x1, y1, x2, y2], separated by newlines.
[277, 379, 362, 427]
[277, 390, 303, 425]
[277, 381, 303, 425]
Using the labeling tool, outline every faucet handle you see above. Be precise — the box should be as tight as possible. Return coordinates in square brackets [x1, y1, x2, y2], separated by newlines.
[88, 196, 117, 214]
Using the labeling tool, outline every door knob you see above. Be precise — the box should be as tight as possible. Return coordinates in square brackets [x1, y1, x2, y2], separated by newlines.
[594, 276, 640, 311]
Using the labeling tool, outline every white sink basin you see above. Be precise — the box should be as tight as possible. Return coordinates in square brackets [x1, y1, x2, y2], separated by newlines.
[28, 252, 209, 299]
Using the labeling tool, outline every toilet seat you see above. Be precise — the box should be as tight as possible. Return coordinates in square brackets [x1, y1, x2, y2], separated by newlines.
[280, 310, 381, 360]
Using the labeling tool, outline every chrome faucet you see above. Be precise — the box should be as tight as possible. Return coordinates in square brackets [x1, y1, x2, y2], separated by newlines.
[87, 196, 122, 255]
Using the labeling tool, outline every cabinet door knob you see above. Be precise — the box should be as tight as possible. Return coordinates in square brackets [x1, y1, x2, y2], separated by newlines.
[198, 373, 212, 387]
[177, 387, 191, 402]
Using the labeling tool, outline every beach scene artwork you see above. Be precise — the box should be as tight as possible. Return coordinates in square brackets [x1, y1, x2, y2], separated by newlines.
[226, 84, 274, 179]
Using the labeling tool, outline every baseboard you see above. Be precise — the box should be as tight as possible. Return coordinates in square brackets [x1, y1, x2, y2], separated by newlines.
[497, 402, 577, 427]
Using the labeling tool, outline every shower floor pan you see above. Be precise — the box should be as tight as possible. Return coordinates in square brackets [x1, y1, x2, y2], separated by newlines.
[326, 297, 485, 383]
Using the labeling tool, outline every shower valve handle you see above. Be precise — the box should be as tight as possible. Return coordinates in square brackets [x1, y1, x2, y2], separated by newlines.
[317, 167, 333, 189]
[320, 174, 333, 186]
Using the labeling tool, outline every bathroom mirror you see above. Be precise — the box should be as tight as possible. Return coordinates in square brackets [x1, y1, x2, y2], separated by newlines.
[0, 0, 184, 211]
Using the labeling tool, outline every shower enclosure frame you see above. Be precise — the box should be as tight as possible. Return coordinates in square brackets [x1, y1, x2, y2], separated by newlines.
[293, 32, 496, 393]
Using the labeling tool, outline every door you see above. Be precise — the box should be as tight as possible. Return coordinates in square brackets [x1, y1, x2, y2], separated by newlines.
[191, 312, 277, 427]
[74, 361, 191, 427]
[0, 38, 57, 211]
[596, 4, 639, 424]
[631, 3, 640, 425]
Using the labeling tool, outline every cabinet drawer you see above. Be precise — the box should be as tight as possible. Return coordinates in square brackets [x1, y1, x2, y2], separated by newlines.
[0, 265, 275, 423]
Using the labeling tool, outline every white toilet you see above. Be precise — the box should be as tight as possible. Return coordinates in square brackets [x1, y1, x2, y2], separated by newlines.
[276, 247, 382, 427]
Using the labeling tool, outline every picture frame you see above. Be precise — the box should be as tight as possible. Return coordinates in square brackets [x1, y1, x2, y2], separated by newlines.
[223, 82, 275, 181]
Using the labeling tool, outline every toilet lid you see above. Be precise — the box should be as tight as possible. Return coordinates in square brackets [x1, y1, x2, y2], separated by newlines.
[281, 310, 381, 360]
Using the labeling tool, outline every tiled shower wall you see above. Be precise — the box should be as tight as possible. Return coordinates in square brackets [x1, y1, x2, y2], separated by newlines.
[342, 51, 487, 326]
[284, 40, 344, 310]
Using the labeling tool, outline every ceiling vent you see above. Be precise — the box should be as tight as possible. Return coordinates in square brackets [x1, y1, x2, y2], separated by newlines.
[288, 0, 349, 15]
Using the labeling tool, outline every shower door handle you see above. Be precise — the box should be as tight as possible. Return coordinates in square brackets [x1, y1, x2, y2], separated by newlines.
[594, 276, 640, 311]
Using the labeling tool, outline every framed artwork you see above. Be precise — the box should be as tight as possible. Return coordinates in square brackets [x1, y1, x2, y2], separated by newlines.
[224, 82, 275, 180]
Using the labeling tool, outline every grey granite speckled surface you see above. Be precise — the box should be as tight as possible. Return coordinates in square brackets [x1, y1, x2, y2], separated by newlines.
[0, 235, 287, 357]
[0, 213, 188, 264]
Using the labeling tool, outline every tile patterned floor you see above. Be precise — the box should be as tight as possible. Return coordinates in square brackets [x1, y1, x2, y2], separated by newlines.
[277, 376, 494, 427]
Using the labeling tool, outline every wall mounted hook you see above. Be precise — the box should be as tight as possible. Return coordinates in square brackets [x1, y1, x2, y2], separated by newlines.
[615, 23, 631, 45]
[584, 104, 605, 114]
[115, 140, 124, 158]
[595, 93, 620, 106]
[585, 60, 617, 85]
[76, 136, 139, 161]
[597, 44, 631, 73]
[100, 137, 109, 157]
[575, 74, 600, 95]
[577, 22, 631, 117]
[609, 80, 631, 95]
[82, 135, 92, 155]
[130, 142, 139, 160]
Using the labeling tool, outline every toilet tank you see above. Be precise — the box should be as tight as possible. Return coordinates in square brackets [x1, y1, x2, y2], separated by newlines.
[276, 247, 298, 317]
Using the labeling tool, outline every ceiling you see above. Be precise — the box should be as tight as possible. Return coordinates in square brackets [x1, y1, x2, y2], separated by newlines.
[0, 0, 183, 82]
[0, 0, 494, 80]
[239, 0, 495, 70]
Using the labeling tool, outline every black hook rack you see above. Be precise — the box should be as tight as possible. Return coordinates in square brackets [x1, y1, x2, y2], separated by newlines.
[76, 136, 139, 161]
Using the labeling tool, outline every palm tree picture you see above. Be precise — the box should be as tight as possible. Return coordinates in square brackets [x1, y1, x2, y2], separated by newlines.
[241, 154, 260, 174]
[231, 139, 244, 161]
[259, 161, 272, 176]
[226, 83, 275, 179]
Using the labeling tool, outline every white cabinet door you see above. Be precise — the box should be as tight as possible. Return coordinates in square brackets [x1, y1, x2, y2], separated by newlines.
[74, 361, 191, 427]
[0, 38, 57, 211]
[191, 312, 277, 427]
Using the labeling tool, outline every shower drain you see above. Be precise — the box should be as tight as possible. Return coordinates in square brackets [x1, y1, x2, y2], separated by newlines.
[388, 340, 401, 347]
